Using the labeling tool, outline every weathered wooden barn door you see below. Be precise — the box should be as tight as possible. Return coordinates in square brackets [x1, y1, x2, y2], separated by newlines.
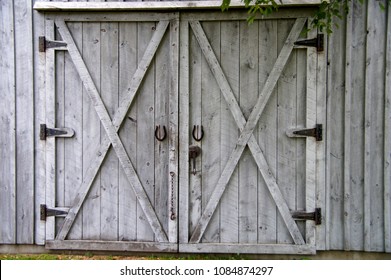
[41, 12, 179, 251]
[40, 9, 324, 254]
[178, 11, 324, 254]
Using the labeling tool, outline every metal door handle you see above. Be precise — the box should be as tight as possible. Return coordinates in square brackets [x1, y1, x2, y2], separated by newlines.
[155, 125, 167, 141]
[189, 145, 201, 175]
[192, 125, 204, 141]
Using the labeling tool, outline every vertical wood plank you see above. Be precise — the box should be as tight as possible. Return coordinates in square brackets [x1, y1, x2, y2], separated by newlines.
[45, 19, 56, 241]
[168, 17, 179, 243]
[258, 19, 278, 244]
[344, 3, 353, 251]
[349, 0, 366, 251]
[200, 21, 221, 243]
[385, 1, 391, 253]
[179, 20, 190, 244]
[238, 20, 259, 244]
[82, 22, 101, 240]
[100, 22, 119, 240]
[63, 22, 83, 240]
[154, 26, 169, 237]
[55, 36, 65, 234]
[14, 0, 34, 244]
[118, 21, 138, 242]
[316, 26, 328, 251]
[276, 19, 297, 244]
[0, 0, 16, 244]
[137, 22, 156, 242]
[365, 0, 386, 252]
[188, 21, 202, 237]
[327, 9, 346, 250]
[33, 0, 50, 245]
[305, 25, 317, 248]
[220, 20, 239, 243]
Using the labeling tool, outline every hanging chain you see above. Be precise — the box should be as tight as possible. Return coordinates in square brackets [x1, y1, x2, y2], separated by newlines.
[170, 171, 176, 220]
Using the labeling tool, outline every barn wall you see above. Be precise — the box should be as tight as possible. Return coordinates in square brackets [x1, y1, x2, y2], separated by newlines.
[0, 0, 390, 253]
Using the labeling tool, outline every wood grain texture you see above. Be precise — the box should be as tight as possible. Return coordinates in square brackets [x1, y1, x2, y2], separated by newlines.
[0, 0, 16, 244]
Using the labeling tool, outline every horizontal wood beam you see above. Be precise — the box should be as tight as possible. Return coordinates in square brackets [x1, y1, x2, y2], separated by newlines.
[34, 1, 322, 11]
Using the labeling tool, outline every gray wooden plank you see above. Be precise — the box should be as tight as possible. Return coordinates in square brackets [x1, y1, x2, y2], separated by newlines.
[46, 240, 178, 252]
[385, 1, 391, 254]
[305, 25, 318, 247]
[220, 20, 239, 243]
[344, 4, 353, 251]
[55, 20, 168, 242]
[118, 21, 138, 242]
[55, 38, 65, 235]
[136, 21, 156, 242]
[154, 26, 170, 238]
[327, 10, 346, 250]
[365, 0, 386, 252]
[46, 12, 177, 22]
[34, 2, 320, 14]
[349, 0, 366, 251]
[179, 243, 315, 255]
[14, 0, 35, 244]
[276, 19, 298, 244]
[62, 22, 84, 240]
[238, 20, 259, 244]
[168, 17, 180, 243]
[199, 21, 221, 243]
[100, 22, 120, 241]
[189, 19, 307, 245]
[34, 0, 50, 245]
[81, 22, 101, 240]
[0, 0, 16, 244]
[257, 19, 278, 244]
[178, 20, 190, 244]
[45, 19, 56, 241]
[188, 21, 202, 238]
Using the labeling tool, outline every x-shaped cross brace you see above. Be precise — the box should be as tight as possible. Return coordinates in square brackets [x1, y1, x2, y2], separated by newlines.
[188, 18, 307, 244]
[55, 20, 171, 242]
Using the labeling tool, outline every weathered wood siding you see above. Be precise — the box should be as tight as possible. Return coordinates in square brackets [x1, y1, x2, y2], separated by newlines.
[0, 0, 390, 253]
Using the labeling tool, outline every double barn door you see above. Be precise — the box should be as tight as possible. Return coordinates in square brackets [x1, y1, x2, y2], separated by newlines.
[42, 10, 324, 254]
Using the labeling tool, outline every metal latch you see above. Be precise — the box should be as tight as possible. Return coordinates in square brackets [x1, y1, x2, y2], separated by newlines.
[286, 124, 323, 141]
[291, 208, 322, 225]
[39, 36, 67, 52]
[40, 124, 75, 140]
[40, 204, 69, 221]
[294, 34, 324, 52]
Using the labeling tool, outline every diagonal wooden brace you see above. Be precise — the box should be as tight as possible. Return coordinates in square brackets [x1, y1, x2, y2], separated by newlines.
[189, 18, 307, 244]
[55, 20, 169, 242]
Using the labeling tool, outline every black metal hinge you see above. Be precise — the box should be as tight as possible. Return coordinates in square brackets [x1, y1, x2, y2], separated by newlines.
[287, 124, 323, 141]
[294, 34, 324, 52]
[39, 36, 67, 52]
[40, 204, 69, 221]
[291, 208, 322, 225]
[40, 124, 75, 140]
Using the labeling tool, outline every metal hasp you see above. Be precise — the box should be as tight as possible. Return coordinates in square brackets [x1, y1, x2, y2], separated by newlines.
[40, 124, 75, 140]
[39, 36, 67, 52]
[189, 145, 202, 175]
[294, 34, 324, 52]
[40, 204, 69, 221]
[287, 124, 323, 141]
[291, 208, 322, 225]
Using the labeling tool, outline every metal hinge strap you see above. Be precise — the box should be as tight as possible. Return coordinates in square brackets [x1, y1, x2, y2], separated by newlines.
[286, 124, 323, 141]
[291, 208, 322, 225]
[40, 124, 74, 140]
[294, 34, 324, 52]
[39, 36, 67, 52]
[40, 204, 69, 221]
